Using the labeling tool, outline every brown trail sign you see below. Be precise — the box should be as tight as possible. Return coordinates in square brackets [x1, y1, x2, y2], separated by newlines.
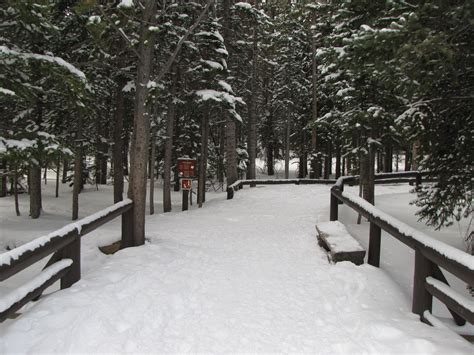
[178, 158, 196, 211]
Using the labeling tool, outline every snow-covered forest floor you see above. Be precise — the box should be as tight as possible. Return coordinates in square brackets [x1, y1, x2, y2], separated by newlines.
[0, 172, 472, 352]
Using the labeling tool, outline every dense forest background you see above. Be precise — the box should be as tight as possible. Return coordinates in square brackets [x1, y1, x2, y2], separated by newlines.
[0, 0, 472, 248]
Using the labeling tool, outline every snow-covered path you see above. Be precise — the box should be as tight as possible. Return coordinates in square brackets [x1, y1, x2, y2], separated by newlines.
[0, 185, 471, 353]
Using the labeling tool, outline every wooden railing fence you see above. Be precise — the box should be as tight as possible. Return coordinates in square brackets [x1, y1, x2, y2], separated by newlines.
[0, 199, 134, 322]
[330, 171, 473, 330]
[227, 178, 337, 199]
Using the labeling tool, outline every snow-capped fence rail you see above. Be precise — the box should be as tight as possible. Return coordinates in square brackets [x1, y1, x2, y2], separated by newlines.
[227, 178, 337, 199]
[0, 199, 134, 323]
[330, 172, 473, 331]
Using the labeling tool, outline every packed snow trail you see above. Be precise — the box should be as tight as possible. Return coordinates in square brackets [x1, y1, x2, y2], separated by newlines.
[0, 185, 471, 353]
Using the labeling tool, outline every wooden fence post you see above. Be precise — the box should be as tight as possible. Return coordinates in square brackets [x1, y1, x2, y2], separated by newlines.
[338, 181, 344, 205]
[227, 187, 234, 200]
[60, 233, 81, 289]
[182, 190, 189, 211]
[121, 205, 134, 248]
[412, 248, 433, 318]
[368, 222, 381, 267]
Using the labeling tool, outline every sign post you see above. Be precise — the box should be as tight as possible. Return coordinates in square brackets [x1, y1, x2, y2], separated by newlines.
[177, 158, 196, 211]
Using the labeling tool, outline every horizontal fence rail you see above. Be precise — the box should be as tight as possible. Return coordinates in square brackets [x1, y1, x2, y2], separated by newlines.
[227, 178, 337, 199]
[330, 172, 473, 332]
[0, 199, 133, 323]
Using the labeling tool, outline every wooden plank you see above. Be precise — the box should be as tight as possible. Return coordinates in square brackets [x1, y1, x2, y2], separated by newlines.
[368, 222, 381, 267]
[316, 222, 366, 266]
[425, 277, 473, 324]
[0, 229, 78, 282]
[431, 265, 466, 326]
[79, 202, 132, 236]
[0, 264, 71, 323]
[331, 188, 473, 286]
[60, 236, 80, 289]
[412, 249, 433, 316]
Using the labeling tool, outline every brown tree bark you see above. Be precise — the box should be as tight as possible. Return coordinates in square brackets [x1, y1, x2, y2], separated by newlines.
[29, 167, 42, 219]
[0, 159, 7, 197]
[30, 98, 43, 218]
[284, 120, 290, 179]
[62, 158, 69, 183]
[55, 156, 60, 198]
[128, 0, 157, 245]
[247, 3, 258, 184]
[149, 127, 156, 215]
[72, 115, 83, 221]
[14, 169, 20, 216]
[198, 110, 209, 208]
[310, 10, 319, 179]
[163, 66, 178, 213]
[222, 0, 238, 186]
[113, 78, 125, 203]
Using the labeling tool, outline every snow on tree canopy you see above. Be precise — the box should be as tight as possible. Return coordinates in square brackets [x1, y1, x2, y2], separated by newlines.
[117, 0, 134, 9]
[195, 31, 224, 43]
[0, 46, 86, 82]
[234, 2, 253, 10]
[218, 80, 233, 93]
[201, 60, 223, 70]
[0, 88, 15, 96]
[195, 90, 243, 106]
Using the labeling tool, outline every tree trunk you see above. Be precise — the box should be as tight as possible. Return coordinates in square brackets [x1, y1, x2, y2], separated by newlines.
[113, 78, 125, 203]
[149, 128, 156, 215]
[285, 120, 290, 179]
[335, 142, 341, 179]
[267, 144, 274, 176]
[218, 123, 225, 184]
[0, 159, 7, 197]
[384, 142, 392, 172]
[163, 66, 178, 213]
[55, 156, 60, 198]
[30, 97, 43, 217]
[247, 18, 258, 184]
[29, 165, 41, 219]
[412, 139, 420, 171]
[310, 10, 319, 178]
[14, 169, 20, 216]
[43, 164, 48, 185]
[198, 111, 209, 207]
[360, 145, 375, 205]
[298, 153, 307, 179]
[127, 0, 157, 246]
[62, 159, 69, 183]
[72, 116, 83, 221]
[222, 0, 238, 187]
[404, 148, 411, 171]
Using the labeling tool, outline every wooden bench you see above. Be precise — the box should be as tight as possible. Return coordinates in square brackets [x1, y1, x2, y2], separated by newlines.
[316, 221, 366, 265]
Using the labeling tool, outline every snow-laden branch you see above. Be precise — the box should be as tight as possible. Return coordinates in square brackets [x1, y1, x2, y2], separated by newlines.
[152, 0, 214, 84]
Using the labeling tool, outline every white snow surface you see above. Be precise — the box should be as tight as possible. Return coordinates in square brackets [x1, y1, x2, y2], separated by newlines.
[316, 221, 365, 253]
[0, 259, 72, 313]
[0, 185, 471, 353]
